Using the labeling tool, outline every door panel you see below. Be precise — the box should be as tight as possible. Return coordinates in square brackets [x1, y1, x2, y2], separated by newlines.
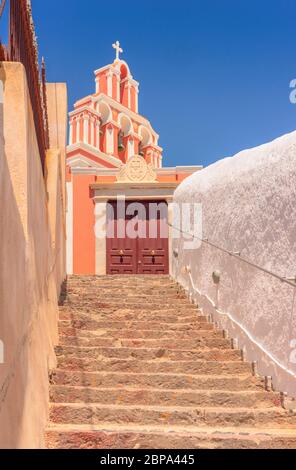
[106, 201, 137, 274]
[106, 200, 169, 275]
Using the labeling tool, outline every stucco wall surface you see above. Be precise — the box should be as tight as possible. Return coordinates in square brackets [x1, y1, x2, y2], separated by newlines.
[0, 62, 66, 448]
[172, 131, 296, 396]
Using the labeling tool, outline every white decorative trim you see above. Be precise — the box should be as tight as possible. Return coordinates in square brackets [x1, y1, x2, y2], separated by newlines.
[97, 101, 112, 124]
[114, 60, 133, 79]
[95, 120, 100, 149]
[156, 166, 203, 175]
[67, 142, 122, 168]
[127, 83, 131, 109]
[67, 155, 105, 169]
[95, 201, 107, 275]
[74, 95, 92, 109]
[106, 126, 114, 154]
[76, 116, 81, 142]
[94, 95, 159, 141]
[107, 71, 113, 98]
[69, 106, 101, 120]
[94, 63, 121, 77]
[138, 125, 152, 146]
[69, 122, 73, 145]
[66, 182, 73, 275]
[118, 112, 133, 136]
[95, 77, 100, 94]
[135, 84, 139, 113]
[83, 115, 89, 144]
[127, 138, 135, 159]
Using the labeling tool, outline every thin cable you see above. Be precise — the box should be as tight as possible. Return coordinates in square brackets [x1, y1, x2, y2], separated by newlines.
[169, 222, 296, 288]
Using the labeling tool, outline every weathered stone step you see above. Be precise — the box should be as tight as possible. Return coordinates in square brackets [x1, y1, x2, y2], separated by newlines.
[56, 357, 251, 375]
[58, 335, 231, 350]
[67, 275, 171, 282]
[58, 327, 223, 340]
[59, 306, 201, 315]
[63, 301, 196, 310]
[45, 424, 296, 449]
[65, 283, 177, 290]
[55, 345, 242, 362]
[65, 289, 186, 296]
[59, 311, 207, 324]
[50, 370, 264, 391]
[49, 403, 296, 428]
[65, 290, 187, 297]
[50, 386, 279, 408]
[66, 288, 184, 296]
[59, 319, 214, 331]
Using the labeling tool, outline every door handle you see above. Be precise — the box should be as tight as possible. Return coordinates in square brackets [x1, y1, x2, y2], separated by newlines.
[151, 250, 155, 256]
[119, 250, 124, 256]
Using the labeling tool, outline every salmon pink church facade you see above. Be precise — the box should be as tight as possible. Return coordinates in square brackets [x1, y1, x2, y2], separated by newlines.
[66, 42, 201, 276]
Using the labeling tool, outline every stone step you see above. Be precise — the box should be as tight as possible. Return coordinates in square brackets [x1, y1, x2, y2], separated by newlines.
[66, 288, 184, 296]
[50, 370, 264, 391]
[59, 311, 207, 324]
[58, 336, 232, 350]
[56, 357, 251, 375]
[50, 386, 280, 408]
[65, 283, 177, 290]
[59, 305, 201, 314]
[49, 403, 296, 428]
[51, 276, 296, 450]
[45, 424, 296, 449]
[62, 301, 196, 310]
[59, 319, 215, 331]
[58, 327, 223, 340]
[55, 345, 242, 362]
[67, 275, 171, 282]
[67, 289, 188, 303]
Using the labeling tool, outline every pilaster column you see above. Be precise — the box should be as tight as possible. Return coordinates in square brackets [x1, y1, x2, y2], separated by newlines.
[95, 119, 101, 150]
[116, 74, 120, 102]
[107, 71, 113, 98]
[94, 200, 108, 275]
[127, 136, 135, 159]
[83, 114, 89, 144]
[127, 82, 132, 109]
[90, 117, 95, 147]
[133, 135, 141, 155]
[106, 123, 114, 154]
[69, 120, 73, 145]
[76, 116, 81, 143]
[95, 76, 100, 94]
[135, 85, 139, 113]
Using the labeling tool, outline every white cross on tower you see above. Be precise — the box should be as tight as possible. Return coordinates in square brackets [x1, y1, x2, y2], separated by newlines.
[112, 41, 123, 62]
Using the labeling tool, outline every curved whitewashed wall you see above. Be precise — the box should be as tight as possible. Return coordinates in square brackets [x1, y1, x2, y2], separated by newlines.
[172, 131, 296, 396]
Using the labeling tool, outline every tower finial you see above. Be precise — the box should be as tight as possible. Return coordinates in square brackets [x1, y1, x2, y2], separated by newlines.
[112, 40, 123, 62]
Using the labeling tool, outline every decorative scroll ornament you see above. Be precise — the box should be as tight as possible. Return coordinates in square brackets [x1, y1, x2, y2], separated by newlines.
[117, 155, 157, 183]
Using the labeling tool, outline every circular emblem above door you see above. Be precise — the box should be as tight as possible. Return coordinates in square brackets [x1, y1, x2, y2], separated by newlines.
[117, 155, 157, 183]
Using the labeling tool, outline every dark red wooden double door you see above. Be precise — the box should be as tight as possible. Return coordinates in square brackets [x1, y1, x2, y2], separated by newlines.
[107, 200, 169, 275]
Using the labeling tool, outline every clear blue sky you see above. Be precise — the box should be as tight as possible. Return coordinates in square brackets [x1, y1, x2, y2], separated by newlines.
[29, 0, 296, 167]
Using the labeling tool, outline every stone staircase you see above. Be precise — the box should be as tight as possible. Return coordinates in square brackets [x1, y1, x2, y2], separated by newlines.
[46, 276, 296, 449]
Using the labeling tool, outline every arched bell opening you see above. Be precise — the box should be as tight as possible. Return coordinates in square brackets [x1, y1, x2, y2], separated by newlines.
[139, 126, 152, 159]
[118, 113, 133, 163]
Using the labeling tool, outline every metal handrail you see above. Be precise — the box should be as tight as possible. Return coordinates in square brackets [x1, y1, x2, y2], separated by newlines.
[169, 222, 296, 288]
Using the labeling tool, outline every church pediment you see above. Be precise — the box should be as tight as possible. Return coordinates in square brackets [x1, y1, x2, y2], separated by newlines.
[116, 155, 157, 183]
[67, 155, 105, 169]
